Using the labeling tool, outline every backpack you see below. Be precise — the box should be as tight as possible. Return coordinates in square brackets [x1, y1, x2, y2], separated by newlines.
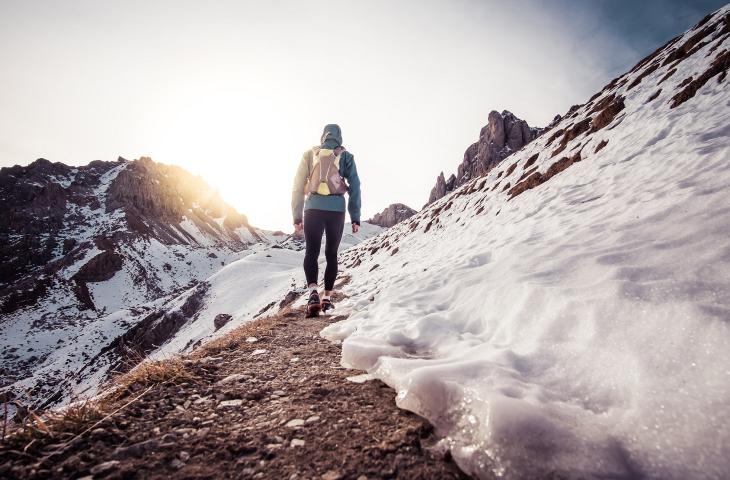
[306, 147, 348, 196]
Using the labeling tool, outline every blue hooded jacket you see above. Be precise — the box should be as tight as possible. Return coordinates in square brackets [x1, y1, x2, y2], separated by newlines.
[291, 124, 361, 224]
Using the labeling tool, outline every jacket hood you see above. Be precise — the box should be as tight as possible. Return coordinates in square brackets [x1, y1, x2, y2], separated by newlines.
[321, 124, 343, 149]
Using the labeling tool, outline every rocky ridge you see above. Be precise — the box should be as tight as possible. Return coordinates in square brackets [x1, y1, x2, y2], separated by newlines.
[427, 110, 543, 205]
[366, 203, 417, 228]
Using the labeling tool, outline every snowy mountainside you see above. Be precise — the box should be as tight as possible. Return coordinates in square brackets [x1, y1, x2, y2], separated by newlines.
[143, 221, 385, 360]
[324, 8, 730, 480]
[0, 157, 276, 409]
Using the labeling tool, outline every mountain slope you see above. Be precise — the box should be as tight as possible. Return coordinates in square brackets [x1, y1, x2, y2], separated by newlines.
[0, 157, 277, 410]
[324, 8, 730, 479]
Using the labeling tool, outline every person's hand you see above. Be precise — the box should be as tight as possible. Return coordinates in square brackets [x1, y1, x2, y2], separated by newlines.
[352, 223, 360, 234]
[294, 222, 303, 237]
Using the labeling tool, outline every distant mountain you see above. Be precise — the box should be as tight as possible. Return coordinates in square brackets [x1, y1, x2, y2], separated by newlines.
[366, 203, 417, 228]
[426, 110, 544, 205]
[0, 157, 278, 408]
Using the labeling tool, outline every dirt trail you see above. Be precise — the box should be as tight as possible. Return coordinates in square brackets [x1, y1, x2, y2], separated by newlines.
[1, 303, 469, 480]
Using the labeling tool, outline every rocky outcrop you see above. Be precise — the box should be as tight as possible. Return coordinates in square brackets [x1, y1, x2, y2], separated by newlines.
[427, 110, 542, 205]
[106, 157, 259, 245]
[366, 203, 417, 228]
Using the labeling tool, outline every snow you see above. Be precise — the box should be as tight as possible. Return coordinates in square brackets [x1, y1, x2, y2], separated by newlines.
[323, 11, 730, 480]
[150, 224, 384, 358]
[150, 248, 303, 357]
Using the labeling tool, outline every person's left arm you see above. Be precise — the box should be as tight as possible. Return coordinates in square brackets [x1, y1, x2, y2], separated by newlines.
[343, 152, 361, 232]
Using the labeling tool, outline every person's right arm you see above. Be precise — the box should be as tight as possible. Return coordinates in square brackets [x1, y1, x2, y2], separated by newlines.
[291, 152, 309, 230]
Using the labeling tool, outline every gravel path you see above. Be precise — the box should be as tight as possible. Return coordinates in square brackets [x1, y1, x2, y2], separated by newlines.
[1, 303, 470, 480]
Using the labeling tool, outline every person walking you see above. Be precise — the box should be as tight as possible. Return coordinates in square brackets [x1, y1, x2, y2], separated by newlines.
[291, 124, 361, 317]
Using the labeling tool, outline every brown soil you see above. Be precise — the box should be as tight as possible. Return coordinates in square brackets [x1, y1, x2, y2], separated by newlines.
[0, 303, 469, 480]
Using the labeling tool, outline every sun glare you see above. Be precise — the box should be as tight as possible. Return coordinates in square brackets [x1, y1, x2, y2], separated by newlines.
[150, 90, 308, 231]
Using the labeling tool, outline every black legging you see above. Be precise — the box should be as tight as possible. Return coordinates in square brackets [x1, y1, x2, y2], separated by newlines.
[303, 209, 346, 290]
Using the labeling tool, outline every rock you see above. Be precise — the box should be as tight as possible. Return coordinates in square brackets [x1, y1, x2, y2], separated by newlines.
[217, 374, 248, 385]
[321, 471, 342, 480]
[273, 390, 286, 396]
[285, 419, 305, 428]
[366, 203, 417, 228]
[90, 460, 120, 475]
[279, 290, 301, 309]
[170, 458, 185, 469]
[113, 439, 158, 459]
[305, 415, 320, 423]
[426, 110, 542, 205]
[290, 439, 306, 447]
[218, 399, 244, 408]
[213, 313, 233, 331]
[246, 337, 259, 343]
[179, 451, 190, 462]
[251, 349, 268, 356]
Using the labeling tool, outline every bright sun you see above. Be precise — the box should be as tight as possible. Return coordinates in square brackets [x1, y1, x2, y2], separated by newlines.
[149, 90, 317, 232]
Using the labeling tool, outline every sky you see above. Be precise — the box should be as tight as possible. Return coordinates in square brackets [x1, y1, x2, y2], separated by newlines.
[0, 0, 726, 231]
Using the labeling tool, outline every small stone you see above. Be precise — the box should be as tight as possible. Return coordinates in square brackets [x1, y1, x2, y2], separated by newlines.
[90, 460, 120, 475]
[246, 337, 259, 343]
[356, 476, 368, 480]
[251, 349, 268, 356]
[89, 427, 107, 439]
[305, 415, 320, 423]
[218, 399, 244, 408]
[321, 471, 342, 480]
[273, 390, 286, 396]
[285, 419, 305, 428]
[290, 438, 305, 447]
[217, 374, 248, 385]
[179, 451, 190, 462]
[170, 458, 185, 469]
[290, 357, 300, 363]
[183, 399, 192, 409]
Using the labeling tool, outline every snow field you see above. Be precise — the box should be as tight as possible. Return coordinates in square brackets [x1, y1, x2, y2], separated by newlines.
[323, 10, 730, 479]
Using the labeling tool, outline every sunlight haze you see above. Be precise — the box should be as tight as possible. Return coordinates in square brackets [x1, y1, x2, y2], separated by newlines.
[0, 0, 720, 230]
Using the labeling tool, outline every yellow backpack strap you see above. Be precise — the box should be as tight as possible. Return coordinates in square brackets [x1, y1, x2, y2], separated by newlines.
[307, 147, 320, 180]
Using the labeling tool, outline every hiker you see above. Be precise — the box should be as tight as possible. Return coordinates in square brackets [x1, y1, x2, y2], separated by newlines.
[291, 124, 361, 317]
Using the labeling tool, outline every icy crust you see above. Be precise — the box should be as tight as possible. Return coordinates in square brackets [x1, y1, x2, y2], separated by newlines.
[323, 9, 730, 480]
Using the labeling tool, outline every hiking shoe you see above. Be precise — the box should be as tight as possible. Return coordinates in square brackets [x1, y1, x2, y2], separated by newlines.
[306, 290, 321, 318]
[321, 298, 335, 313]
